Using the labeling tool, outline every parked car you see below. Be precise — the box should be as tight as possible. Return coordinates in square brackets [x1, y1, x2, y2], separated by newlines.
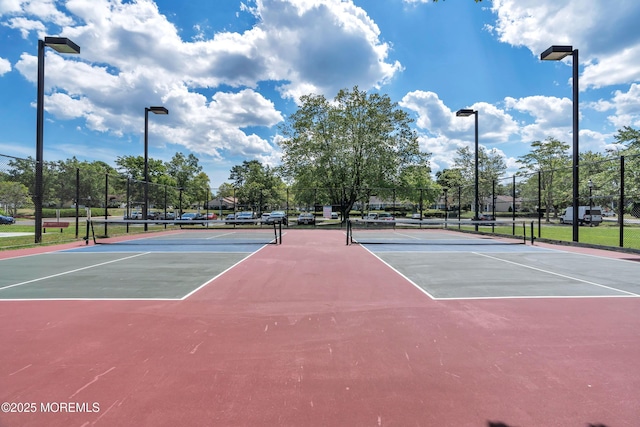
[225, 213, 236, 224]
[205, 212, 218, 220]
[125, 210, 142, 220]
[297, 213, 315, 225]
[235, 211, 257, 224]
[261, 212, 271, 223]
[378, 212, 395, 221]
[266, 211, 288, 225]
[156, 212, 175, 220]
[0, 214, 16, 225]
[180, 212, 203, 220]
[331, 212, 339, 219]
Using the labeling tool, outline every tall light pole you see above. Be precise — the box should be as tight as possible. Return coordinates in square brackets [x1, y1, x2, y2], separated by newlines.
[456, 108, 479, 226]
[35, 37, 80, 244]
[143, 106, 169, 230]
[541, 45, 579, 242]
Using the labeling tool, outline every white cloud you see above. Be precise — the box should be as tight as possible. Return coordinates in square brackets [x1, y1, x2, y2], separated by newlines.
[401, 91, 519, 143]
[5, 0, 400, 166]
[489, 0, 640, 89]
[602, 83, 640, 129]
[504, 95, 572, 143]
[0, 57, 10, 75]
[400, 91, 519, 173]
[5, 16, 45, 38]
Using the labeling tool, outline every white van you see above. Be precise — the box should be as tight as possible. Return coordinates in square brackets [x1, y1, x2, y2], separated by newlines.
[560, 206, 603, 226]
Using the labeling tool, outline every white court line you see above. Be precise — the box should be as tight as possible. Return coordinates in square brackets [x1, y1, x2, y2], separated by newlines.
[0, 252, 150, 292]
[180, 242, 273, 300]
[473, 252, 640, 297]
[357, 244, 437, 300]
[353, 242, 639, 300]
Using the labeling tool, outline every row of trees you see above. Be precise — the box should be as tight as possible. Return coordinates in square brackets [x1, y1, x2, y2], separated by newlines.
[2, 84, 639, 220]
[514, 127, 640, 221]
[1, 153, 211, 214]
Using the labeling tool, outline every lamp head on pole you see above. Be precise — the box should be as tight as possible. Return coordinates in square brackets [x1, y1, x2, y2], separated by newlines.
[44, 37, 80, 54]
[456, 109, 476, 117]
[147, 106, 169, 115]
[540, 45, 573, 61]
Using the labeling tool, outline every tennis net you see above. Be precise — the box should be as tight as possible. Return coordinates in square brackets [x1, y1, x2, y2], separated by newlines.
[85, 218, 282, 245]
[346, 218, 532, 246]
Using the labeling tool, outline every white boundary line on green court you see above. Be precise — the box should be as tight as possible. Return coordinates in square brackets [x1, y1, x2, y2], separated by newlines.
[180, 243, 272, 300]
[0, 252, 150, 292]
[357, 243, 436, 300]
[0, 238, 276, 301]
[355, 240, 640, 300]
[472, 252, 640, 297]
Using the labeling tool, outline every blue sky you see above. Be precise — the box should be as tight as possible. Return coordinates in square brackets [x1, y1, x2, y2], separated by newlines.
[1, 0, 639, 188]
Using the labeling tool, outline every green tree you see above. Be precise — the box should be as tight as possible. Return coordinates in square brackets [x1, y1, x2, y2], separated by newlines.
[436, 168, 464, 213]
[278, 86, 431, 218]
[0, 181, 30, 216]
[215, 182, 235, 199]
[229, 160, 285, 212]
[614, 126, 640, 150]
[452, 146, 506, 214]
[517, 138, 571, 221]
[166, 153, 202, 190]
[164, 153, 204, 209]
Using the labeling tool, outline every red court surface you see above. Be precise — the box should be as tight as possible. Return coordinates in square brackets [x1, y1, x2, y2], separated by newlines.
[1, 230, 639, 426]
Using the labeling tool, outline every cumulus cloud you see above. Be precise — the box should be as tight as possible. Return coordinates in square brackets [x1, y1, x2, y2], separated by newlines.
[400, 90, 520, 172]
[0, 57, 11, 75]
[4, 0, 400, 164]
[598, 83, 640, 129]
[488, 0, 640, 88]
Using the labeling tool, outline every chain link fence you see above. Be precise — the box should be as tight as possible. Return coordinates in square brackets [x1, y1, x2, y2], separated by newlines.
[2, 152, 640, 251]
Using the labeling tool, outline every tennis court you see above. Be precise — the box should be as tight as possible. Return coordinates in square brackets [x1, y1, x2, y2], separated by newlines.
[1, 226, 639, 426]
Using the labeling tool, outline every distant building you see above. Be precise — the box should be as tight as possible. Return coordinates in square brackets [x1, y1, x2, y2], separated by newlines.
[208, 196, 237, 210]
[483, 195, 522, 213]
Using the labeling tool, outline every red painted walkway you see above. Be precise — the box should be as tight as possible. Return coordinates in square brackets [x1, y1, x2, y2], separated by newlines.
[0, 230, 639, 426]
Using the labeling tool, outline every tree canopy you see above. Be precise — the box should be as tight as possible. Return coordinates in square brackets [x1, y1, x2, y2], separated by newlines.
[278, 86, 432, 217]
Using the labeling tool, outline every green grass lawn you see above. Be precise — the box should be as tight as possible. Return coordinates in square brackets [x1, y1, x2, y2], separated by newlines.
[471, 221, 640, 251]
[0, 223, 84, 250]
[3, 218, 640, 251]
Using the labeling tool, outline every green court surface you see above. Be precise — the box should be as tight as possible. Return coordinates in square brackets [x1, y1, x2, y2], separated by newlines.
[0, 252, 252, 300]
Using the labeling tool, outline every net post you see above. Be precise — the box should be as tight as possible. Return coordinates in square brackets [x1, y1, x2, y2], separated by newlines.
[84, 218, 90, 245]
[278, 221, 282, 244]
[346, 219, 350, 245]
[530, 221, 535, 245]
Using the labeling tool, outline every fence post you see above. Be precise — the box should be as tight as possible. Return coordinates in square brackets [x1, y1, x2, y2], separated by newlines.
[619, 155, 625, 247]
[538, 170, 542, 238]
[444, 188, 448, 224]
[104, 173, 108, 236]
[512, 175, 516, 235]
[75, 167, 80, 238]
[458, 186, 462, 229]
[126, 178, 130, 233]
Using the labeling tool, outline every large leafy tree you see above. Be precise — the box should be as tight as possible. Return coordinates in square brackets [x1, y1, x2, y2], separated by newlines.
[166, 153, 205, 209]
[0, 181, 29, 216]
[517, 138, 571, 221]
[229, 160, 285, 212]
[614, 126, 640, 150]
[278, 86, 431, 218]
[452, 146, 506, 213]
